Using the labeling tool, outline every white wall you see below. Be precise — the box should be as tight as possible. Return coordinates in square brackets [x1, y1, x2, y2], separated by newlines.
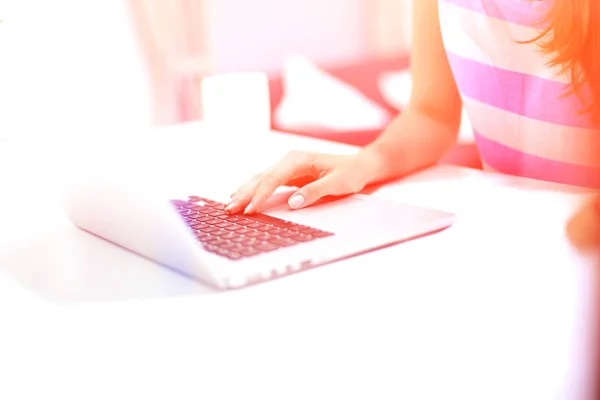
[0, 0, 151, 137]
[208, 0, 368, 73]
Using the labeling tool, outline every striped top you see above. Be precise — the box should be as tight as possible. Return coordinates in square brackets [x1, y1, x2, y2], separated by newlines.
[438, 0, 600, 188]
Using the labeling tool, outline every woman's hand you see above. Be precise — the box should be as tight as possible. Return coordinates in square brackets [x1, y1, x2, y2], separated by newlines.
[566, 195, 600, 250]
[226, 150, 385, 214]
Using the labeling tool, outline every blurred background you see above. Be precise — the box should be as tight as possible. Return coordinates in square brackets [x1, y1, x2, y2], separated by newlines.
[0, 0, 412, 136]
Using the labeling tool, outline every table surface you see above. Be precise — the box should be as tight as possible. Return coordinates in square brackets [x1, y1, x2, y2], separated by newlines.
[0, 123, 597, 400]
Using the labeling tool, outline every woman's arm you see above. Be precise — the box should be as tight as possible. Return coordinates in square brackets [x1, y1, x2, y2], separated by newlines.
[360, 0, 463, 182]
[567, 195, 600, 250]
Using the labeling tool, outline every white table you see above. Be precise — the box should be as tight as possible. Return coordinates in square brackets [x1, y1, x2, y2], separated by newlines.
[0, 123, 597, 399]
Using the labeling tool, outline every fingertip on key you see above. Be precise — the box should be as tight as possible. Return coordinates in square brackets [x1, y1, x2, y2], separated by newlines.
[225, 200, 240, 213]
[244, 203, 255, 215]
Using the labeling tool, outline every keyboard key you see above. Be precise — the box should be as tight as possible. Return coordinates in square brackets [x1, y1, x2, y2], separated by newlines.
[266, 227, 284, 234]
[240, 248, 261, 257]
[212, 230, 234, 238]
[255, 242, 279, 252]
[212, 239, 232, 247]
[225, 252, 243, 260]
[195, 231, 210, 240]
[268, 237, 297, 247]
[244, 213, 294, 228]
[311, 231, 333, 238]
[215, 248, 233, 257]
[224, 225, 245, 232]
[241, 238, 261, 246]
[293, 234, 314, 242]
[255, 233, 271, 240]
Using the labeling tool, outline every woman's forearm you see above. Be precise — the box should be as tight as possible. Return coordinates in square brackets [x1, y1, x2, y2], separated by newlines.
[360, 106, 460, 183]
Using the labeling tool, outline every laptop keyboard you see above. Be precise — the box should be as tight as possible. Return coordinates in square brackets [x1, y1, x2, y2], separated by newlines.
[171, 196, 334, 260]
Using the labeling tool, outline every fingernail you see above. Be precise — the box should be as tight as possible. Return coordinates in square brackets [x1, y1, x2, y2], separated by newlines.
[288, 194, 305, 209]
[225, 201, 238, 212]
[244, 203, 254, 214]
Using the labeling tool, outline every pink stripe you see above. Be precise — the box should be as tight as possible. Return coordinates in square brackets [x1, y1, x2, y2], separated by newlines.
[442, 0, 549, 27]
[446, 52, 594, 129]
[475, 132, 600, 188]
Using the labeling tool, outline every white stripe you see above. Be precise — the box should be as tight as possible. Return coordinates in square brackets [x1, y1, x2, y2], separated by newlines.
[462, 97, 600, 167]
[438, 1, 569, 84]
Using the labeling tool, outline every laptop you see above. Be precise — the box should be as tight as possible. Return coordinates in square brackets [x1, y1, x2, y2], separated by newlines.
[63, 169, 456, 289]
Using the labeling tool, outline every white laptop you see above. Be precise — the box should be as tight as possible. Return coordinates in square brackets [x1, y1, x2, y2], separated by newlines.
[63, 168, 455, 289]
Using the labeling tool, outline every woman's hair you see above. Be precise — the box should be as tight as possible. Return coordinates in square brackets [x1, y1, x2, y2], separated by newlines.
[534, 0, 600, 122]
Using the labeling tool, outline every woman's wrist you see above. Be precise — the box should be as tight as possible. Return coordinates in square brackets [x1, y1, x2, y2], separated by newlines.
[356, 144, 398, 184]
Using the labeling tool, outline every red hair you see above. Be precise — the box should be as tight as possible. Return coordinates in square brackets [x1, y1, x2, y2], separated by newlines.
[534, 0, 600, 123]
